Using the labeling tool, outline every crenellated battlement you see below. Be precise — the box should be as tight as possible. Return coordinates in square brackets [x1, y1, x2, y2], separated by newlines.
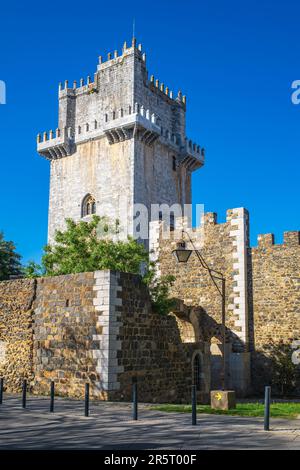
[57, 39, 186, 109]
[58, 73, 99, 98]
[38, 98, 204, 168]
[39, 36, 205, 244]
[148, 75, 186, 108]
[256, 231, 300, 248]
[37, 126, 74, 159]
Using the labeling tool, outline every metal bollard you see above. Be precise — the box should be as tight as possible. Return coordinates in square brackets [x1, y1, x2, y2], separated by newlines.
[264, 386, 271, 431]
[84, 383, 89, 417]
[22, 379, 27, 409]
[50, 381, 55, 413]
[132, 379, 138, 421]
[192, 385, 197, 426]
[0, 377, 3, 405]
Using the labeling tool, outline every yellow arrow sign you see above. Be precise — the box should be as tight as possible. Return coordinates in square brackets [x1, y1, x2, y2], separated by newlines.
[215, 392, 223, 401]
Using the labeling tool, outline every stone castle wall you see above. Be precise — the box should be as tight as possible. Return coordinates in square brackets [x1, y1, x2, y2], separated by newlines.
[32, 272, 100, 398]
[151, 210, 250, 349]
[150, 208, 251, 394]
[249, 231, 300, 394]
[106, 272, 209, 403]
[151, 210, 300, 396]
[48, 138, 135, 243]
[0, 271, 207, 402]
[0, 279, 36, 392]
[1, 216, 298, 398]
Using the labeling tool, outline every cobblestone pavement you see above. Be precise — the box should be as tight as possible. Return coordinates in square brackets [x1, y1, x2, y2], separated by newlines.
[0, 395, 299, 450]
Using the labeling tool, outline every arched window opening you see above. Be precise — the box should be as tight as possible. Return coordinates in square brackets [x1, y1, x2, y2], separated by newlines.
[82, 194, 96, 217]
[172, 156, 177, 171]
[193, 353, 203, 391]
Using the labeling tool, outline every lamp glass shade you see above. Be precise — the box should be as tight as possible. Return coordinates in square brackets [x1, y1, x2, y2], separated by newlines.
[172, 248, 192, 263]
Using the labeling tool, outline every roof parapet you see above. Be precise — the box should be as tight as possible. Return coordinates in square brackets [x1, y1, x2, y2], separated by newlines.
[257, 233, 275, 247]
[37, 127, 74, 160]
[283, 231, 300, 246]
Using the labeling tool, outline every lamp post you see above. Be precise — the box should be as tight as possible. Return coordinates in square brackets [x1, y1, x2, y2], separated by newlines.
[172, 233, 227, 390]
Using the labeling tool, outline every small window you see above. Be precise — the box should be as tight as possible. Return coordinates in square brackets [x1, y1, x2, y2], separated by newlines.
[172, 156, 176, 171]
[82, 194, 96, 217]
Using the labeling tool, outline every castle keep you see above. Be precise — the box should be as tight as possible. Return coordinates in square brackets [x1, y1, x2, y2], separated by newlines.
[0, 38, 299, 400]
[37, 38, 204, 243]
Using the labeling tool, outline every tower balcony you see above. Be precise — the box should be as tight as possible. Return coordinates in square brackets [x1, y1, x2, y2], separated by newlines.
[37, 127, 74, 160]
[103, 105, 161, 146]
[179, 138, 205, 171]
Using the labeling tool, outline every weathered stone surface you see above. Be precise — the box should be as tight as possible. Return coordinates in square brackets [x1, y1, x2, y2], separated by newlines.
[0, 279, 36, 392]
[154, 213, 300, 396]
[249, 233, 300, 394]
[39, 43, 203, 244]
[153, 209, 251, 394]
[0, 271, 209, 403]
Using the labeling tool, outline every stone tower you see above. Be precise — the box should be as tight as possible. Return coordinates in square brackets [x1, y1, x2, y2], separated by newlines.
[37, 38, 204, 243]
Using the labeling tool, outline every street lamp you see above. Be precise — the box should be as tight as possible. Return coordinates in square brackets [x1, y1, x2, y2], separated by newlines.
[172, 231, 227, 391]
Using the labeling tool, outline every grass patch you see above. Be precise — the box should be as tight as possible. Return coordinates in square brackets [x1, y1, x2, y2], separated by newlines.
[151, 402, 300, 419]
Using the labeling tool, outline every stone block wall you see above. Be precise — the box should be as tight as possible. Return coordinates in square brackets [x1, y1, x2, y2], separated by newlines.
[150, 209, 250, 352]
[1, 222, 298, 399]
[107, 272, 208, 403]
[150, 208, 251, 394]
[249, 231, 300, 394]
[48, 137, 134, 244]
[0, 279, 36, 392]
[152, 211, 299, 396]
[32, 272, 101, 398]
[0, 271, 209, 402]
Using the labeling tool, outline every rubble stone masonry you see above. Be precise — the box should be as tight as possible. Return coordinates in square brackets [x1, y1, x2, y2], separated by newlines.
[0, 271, 208, 402]
[150, 208, 251, 394]
[0, 217, 299, 398]
[151, 211, 300, 395]
[250, 231, 300, 394]
[0, 279, 36, 392]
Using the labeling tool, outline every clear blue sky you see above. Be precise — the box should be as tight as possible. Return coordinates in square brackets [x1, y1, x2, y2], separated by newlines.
[0, 0, 299, 264]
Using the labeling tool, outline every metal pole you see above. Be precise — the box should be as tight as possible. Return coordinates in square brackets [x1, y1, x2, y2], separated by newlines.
[50, 381, 55, 413]
[264, 386, 271, 431]
[132, 379, 138, 420]
[221, 278, 226, 390]
[84, 383, 90, 417]
[0, 377, 3, 405]
[22, 379, 27, 409]
[192, 385, 197, 425]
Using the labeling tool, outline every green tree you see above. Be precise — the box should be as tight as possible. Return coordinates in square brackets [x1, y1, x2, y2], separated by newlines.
[0, 231, 22, 281]
[22, 261, 45, 279]
[23, 215, 174, 315]
[42, 216, 149, 276]
[23, 216, 175, 315]
[145, 273, 176, 315]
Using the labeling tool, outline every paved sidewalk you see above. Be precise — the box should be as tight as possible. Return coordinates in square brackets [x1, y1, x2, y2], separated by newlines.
[0, 395, 299, 450]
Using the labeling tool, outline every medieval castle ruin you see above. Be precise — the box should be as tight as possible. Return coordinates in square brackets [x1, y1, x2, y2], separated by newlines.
[0, 38, 299, 400]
